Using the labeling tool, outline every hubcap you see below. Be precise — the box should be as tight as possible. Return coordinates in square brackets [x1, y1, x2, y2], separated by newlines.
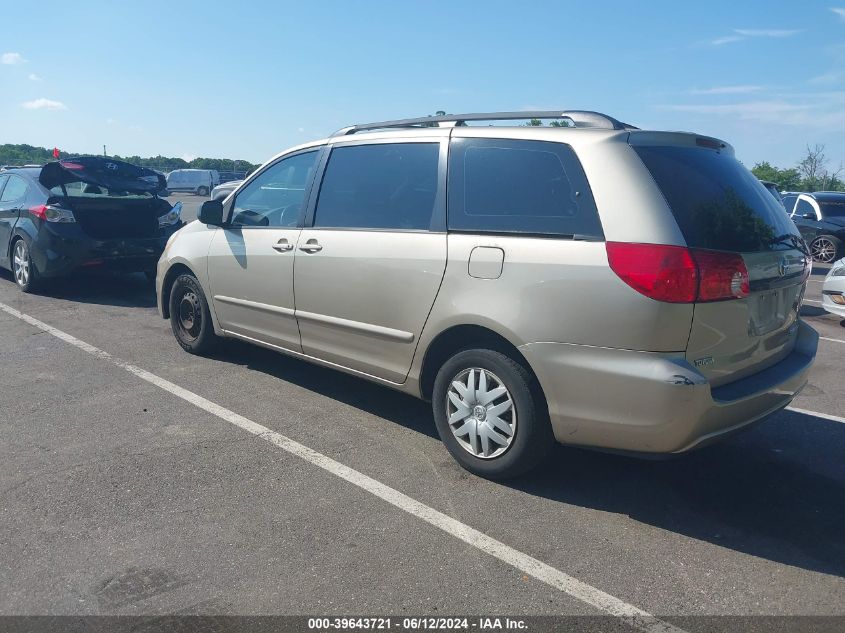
[178, 291, 202, 339]
[13, 242, 29, 287]
[446, 368, 516, 459]
[812, 238, 836, 263]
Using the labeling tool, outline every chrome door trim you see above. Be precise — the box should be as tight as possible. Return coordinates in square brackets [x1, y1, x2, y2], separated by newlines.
[294, 309, 415, 343]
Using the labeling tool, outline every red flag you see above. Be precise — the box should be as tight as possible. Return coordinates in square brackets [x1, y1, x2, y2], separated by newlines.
[52, 147, 59, 159]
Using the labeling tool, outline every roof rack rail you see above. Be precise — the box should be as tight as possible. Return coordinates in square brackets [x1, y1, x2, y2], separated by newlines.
[333, 110, 638, 136]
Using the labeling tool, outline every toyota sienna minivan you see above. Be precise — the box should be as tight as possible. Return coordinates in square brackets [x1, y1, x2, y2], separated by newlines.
[155, 110, 818, 479]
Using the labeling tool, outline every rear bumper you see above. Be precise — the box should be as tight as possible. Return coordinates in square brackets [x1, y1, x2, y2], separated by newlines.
[29, 223, 182, 278]
[519, 319, 818, 454]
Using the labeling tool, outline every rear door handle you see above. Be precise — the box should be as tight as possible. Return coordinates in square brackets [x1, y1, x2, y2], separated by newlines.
[272, 239, 293, 252]
[299, 239, 323, 253]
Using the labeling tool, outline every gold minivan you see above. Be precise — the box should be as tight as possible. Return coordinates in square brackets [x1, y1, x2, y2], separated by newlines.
[156, 111, 818, 478]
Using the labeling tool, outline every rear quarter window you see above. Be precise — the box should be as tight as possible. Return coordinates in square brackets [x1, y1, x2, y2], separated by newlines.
[447, 138, 603, 238]
[634, 145, 797, 252]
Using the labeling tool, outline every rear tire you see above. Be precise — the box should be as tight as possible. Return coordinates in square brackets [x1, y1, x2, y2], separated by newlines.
[169, 273, 217, 354]
[11, 238, 40, 293]
[810, 235, 842, 264]
[432, 348, 554, 480]
[197, 186, 209, 196]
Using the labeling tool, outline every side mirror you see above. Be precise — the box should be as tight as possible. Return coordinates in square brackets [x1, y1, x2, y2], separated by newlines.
[198, 199, 225, 226]
[802, 212, 816, 220]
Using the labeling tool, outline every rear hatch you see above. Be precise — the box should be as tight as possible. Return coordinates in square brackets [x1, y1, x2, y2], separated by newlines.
[39, 157, 171, 239]
[632, 135, 810, 387]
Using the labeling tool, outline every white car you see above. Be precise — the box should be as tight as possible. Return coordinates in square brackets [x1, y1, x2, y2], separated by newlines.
[822, 258, 845, 317]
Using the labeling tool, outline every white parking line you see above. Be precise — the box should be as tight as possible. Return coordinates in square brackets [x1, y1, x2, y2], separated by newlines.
[0, 301, 683, 633]
[821, 336, 845, 345]
[786, 407, 845, 424]
[804, 299, 823, 304]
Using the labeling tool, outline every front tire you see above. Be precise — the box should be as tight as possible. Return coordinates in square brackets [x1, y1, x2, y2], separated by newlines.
[432, 349, 553, 479]
[169, 274, 217, 354]
[810, 235, 842, 264]
[11, 238, 40, 293]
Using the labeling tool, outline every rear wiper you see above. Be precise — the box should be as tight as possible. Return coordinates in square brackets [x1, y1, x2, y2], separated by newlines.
[770, 233, 809, 255]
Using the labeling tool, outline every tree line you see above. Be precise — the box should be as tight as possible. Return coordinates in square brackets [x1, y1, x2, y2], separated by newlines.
[0, 143, 259, 175]
[751, 144, 844, 192]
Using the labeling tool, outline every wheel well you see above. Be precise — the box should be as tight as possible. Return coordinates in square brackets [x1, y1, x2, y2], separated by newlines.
[419, 324, 539, 401]
[160, 263, 195, 319]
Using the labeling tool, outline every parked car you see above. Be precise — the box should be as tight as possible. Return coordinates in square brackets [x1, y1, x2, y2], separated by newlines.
[822, 258, 845, 317]
[781, 191, 803, 214]
[211, 180, 242, 201]
[788, 192, 845, 263]
[0, 157, 183, 293]
[165, 169, 214, 196]
[759, 180, 784, 207]
[218, 170, 248, 184]
[156, 110, 817, 479]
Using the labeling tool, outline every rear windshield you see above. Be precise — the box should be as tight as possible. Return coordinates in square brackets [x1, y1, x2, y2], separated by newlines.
[50, 181, 152, 199]
[819, 200, 845, 218]
[634, 146, 799, 252]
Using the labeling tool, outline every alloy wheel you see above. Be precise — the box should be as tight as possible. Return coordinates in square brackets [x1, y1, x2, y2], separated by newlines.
[811, 237, 837, 263]
[12, 241, 30, 288]
[446, 367, 516, 459]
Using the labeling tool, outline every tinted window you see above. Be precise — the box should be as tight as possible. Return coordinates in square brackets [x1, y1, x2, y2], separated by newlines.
[0, 176, 7, 198]
[0, 175, 28, 203]
[448, 138, 602, 237]
[819, 199, 845, 218]
[314, 143, 439, 230]
[231, 150, 318, 227]
[634, 146, 798, 252]
[781, 194, 798, 213]
[795, 199, 816, 217]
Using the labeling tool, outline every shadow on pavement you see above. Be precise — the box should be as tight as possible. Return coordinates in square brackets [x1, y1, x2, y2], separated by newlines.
[0, 269, 157, 309]
[206, 338, 845, 579]
[517, 409, 845, 579]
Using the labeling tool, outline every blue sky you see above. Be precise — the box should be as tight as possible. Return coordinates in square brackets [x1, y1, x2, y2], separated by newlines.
[1, 0, 844, 170]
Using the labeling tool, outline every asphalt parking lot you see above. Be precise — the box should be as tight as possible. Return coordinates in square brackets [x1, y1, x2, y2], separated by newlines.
[0, 200, 843, 627]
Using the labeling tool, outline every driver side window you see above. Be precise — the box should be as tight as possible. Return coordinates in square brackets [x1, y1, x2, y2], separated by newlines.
[231, 150, 319, 227]
[794, 198, 816, 219]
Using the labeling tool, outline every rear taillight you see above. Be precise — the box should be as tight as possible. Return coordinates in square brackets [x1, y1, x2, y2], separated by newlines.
[30, 204, 75, 223]
[606, 242, 749, 303]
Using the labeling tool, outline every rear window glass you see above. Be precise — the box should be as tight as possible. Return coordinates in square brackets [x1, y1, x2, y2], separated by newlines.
[448, 138, 603, 238]
[819, 200, 845, 218]
[634, 146, 798, 252]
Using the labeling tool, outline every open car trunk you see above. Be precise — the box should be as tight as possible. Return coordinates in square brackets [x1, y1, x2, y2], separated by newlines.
[58, 195, 171, 239]
[40, 156, 172, 239]
[632, 135, 811, 388]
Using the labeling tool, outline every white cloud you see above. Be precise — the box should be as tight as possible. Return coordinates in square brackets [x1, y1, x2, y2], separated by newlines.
[734, 28, 801, 37]
[658, 92, 845, 129]
[28, 73, 42, 81]
[809, 70, 845, 85]
[1, 52, 26, 65]
[691, 85, 765, 95]
[831, 7, 845, 20]
[711, 35, 745, 46]
[710, 28, 801, 46]
[21, 98, 67, 111]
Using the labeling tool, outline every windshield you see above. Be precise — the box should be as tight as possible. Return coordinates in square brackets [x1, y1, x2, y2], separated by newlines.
[634, 145, 800, 252]
[819, 200, 845, 218]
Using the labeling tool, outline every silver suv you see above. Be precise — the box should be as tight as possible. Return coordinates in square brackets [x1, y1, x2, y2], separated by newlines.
[156, 110, 818, 479]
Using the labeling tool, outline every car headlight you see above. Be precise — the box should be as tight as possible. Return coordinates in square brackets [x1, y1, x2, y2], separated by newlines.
[158, 201, 182, 227]
[829, 265, 845, 277]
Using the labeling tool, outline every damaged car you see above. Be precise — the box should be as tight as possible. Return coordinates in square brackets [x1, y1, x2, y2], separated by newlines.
[0, 157, 183, 292]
